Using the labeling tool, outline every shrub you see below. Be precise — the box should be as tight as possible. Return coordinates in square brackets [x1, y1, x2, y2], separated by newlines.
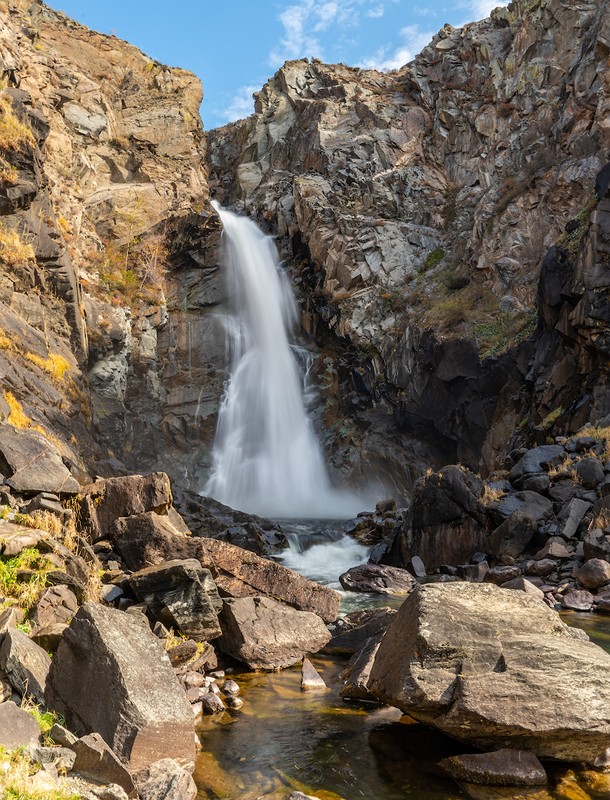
[0, 95, 35, 152]
[25, 352, 71, 381]
[424, 247, 445, 270]
[0, 225, 35, 266]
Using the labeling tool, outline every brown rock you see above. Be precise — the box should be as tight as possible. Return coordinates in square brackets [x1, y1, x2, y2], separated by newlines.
[301, 657, 326, 691]
[0, 700, 41, 749]
[0, 628, 51, 703]
[218, 596, 331, 670]
[0, 424, 79, 494]
[31, 584, 78, 630]
[71, 732, 136, 796]
[134, 758, 197, 800]
[487, 512, 537, 560]
[339, 563, 416, 595]
[575, 559, 610, 590]
[561, 590, 594, 611]
[440, 749, 547, 787]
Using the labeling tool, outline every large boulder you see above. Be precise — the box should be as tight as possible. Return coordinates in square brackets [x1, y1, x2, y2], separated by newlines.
[129, 559, 222, 641]
[0, 701, 42, 749]
[0, 423, 79, 494]
[368, 582, 610, 763]
[45, 602, 195, 771]
[339, 564, 415, 595]
[77, 473, 173, 542]
[111, 513, 340, 623]
[508, 445, 565, 487]
[218, 596, 331, 670]
[0, 628, 51, 703]
[486, 512, 537, 560]
[391, 466, 488, 570]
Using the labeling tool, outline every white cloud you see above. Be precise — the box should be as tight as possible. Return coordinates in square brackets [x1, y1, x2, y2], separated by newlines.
[359, 24, 434, 71]
[216, 84, 260, 125]
[467, 0, 507, 19]
[366, 5, 384, 18]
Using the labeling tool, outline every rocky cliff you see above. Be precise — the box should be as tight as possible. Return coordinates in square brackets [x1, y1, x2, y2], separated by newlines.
[208, 0, 610, 489]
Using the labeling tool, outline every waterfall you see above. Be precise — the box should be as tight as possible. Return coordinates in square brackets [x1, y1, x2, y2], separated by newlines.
[204, 202, 362, 519]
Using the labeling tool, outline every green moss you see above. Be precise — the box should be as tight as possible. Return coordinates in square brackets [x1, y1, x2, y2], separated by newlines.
[0, 547, 51, 610]
[424, 247, 445, 270]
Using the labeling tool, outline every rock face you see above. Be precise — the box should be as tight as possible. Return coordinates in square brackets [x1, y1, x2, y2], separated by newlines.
[45, 602, 195, 771]
[218, 596, 331, 670]
[369, 583, 610, 763]
[0, 424, 79, 494]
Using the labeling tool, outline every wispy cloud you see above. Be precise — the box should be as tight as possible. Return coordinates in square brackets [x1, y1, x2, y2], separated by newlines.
[465, 0, 507, 19]
[358, 24, 434, 71]
[269, 0, 386, 68]
[216, 84, 260, 125]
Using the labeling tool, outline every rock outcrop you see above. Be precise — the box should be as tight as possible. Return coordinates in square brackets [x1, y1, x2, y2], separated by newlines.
[369, 582, 610, 763]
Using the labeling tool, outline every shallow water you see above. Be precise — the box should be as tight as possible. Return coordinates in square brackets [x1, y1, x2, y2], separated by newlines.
[195, 521, 610, 800]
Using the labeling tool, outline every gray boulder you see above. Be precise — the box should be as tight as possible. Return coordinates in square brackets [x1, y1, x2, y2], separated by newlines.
[129, 559, 222, 641]
[339, 564, 415, 595]
[0, 629, 51, 703]
[495, 491, 553, 524]
[45, 602, 195, 771]
[134, 758, 197, 800]
[368, 582, 610, 762]
[218, 596, 331, 670]
[340, 634, 383, 702]
[576, 559, 610, 590]
[508, 445, 564, 486]
[70, 733, 136, 796]
[486, 512, 536, 560]
[0, 700, 41, 749]
[0, 423, 79, 494]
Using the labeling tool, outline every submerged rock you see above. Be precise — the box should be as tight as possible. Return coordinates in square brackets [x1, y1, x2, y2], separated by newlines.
[368, 582, 610, 762]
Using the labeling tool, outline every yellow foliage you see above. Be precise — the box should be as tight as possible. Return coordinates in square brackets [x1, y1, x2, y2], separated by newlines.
[4, 389, 31, 428]
[25, 352, 71, 381]
[0, 95, 34, 152]
[0, 326, 13, 349]
[0, 225, 35, 266]
[0, 156, 18, 184]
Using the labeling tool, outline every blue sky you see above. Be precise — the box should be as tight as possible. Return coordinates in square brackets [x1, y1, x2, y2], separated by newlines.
[50, 1, 504, 130]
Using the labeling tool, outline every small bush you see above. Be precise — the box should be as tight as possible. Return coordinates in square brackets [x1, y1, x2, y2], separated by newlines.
[0, 225, 35, 266]
[424, 247, 445, 271]
[25, 352, 71, 381]
[0, 95, 35, 152]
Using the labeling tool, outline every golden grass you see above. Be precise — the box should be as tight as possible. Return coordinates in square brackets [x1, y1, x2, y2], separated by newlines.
[25, 352, 71, 381]
[0, 546, 51, 610]
[0, 226, 35, 266]
[482, 485, 505, 505]
[3, 390, 62, 448]
[0, 746, 79, 800]
[0, 95, 35, 152]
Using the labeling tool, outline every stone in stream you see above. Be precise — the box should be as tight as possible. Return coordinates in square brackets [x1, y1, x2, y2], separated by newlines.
[128, 559, 222, 641]
[439, 749, 547, 787]
[301, 657, 326, 691]
[323, 608, 396, 655]
[45, 602, 195, 771]
[339, 563, 415, 595]
[340, 634, 383, 702]
[368, 582, 610, 762]
[218, 596, 331, 670]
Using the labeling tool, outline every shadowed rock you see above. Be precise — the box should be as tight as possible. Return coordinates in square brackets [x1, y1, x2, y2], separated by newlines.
[0, 628, 51, 703]
[0, 424, 79, 494]
[45, 602, 195, 771]
[440, 749, 547, 787]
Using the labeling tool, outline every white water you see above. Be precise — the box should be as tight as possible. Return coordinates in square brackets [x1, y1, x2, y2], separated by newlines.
[204, 203, 363, 519]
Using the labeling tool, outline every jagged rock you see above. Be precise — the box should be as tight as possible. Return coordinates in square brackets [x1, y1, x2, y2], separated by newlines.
[368, 582, 610, 762]
[173, 490, 286, 555]
[484, 565, 522, 585]
[339, 564, 415, 595]
[508, 446, 565, 487]
[0, 424, 79, 494]
[45, 602, 195, 771]
[582, 529, 610, 561]
[134, 758, 197, 800]
[0, 700, 41, 749]
[31, 623, 68, 653]
[111, 514, 340, 623]
[0, 520, 48, 556]
[78, 474, 173, 542]
[575, 559, 610, 590]
[486, 512, 537, 560]
[129, 559, 222, 641]
[525, 559, 557, 578]
[71, 733, 136, 796]
[440, 749, 547, 787]
[557, 498, 592, 540]
[500, 577, 544, 601]
[200, 693, 225, 714]
[323, 608, 396, 655]
[0, 606, 19, 640]
[0, 628, 51, 703]
[30, 745, 77, 772]
[218, 596, 331, 670]
[301, 657, 326, 691]
[340, 634, 383, 702]
[575, 458, 605, 489]
[534, 538, 571, 560]
[30, 584, 78, 630]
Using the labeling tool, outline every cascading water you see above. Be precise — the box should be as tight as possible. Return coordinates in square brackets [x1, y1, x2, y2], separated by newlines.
[204, 202, 362, 519]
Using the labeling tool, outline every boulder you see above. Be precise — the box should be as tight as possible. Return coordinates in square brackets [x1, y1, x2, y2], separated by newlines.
[111, 514, 340, 623]
[393, 466, 488, 571]
[576, 559, 610, 590]
[575, 458, 605, 489]
[495, 492, 553, 524]
[534, 537, 571, 560]
[0, 700, 41, 749]
[30, 584, 78, 631]
[78, 473, 173, 542]
[0, 423, 79, 494]
[0, 520, 47, 556]
[301, 657, 326, 691]
[129, 559, 222, 641]
[583, 529, 610, 561]
[31, 623, 68, 653]
[134, 758, 197, 800]
[557, 498, 592, 540]
[340, 634, 383, 702]
[368, 582, 610, 762]
[218, 596, 331, 670]
[439, 749, 547, 787]
[71, 733, 136, 796]
[45, 602, 195, 771]
[339, 564, 415, 595]
[561, 590, 595, 611]
[0, 628, 51, 703]
[508, 446, 564, 486]
[486, 512, 537, 560]
[500, 577, 544, 601]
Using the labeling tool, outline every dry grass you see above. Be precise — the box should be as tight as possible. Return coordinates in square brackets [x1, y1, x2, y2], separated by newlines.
[0, 157, 18, 184]
[0, 745, 79, 800]
[0, 226, 35, 266]
[0, 546, 51, 611]
[591, 510, 610, 531]
[579, 425, 610, 460]
[0, 326, 13, 350]
[3, 390, 62, 448]
[0, 95, 35, 152]
[482, 485, 505, 504]
[25, 352, 71, 381]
